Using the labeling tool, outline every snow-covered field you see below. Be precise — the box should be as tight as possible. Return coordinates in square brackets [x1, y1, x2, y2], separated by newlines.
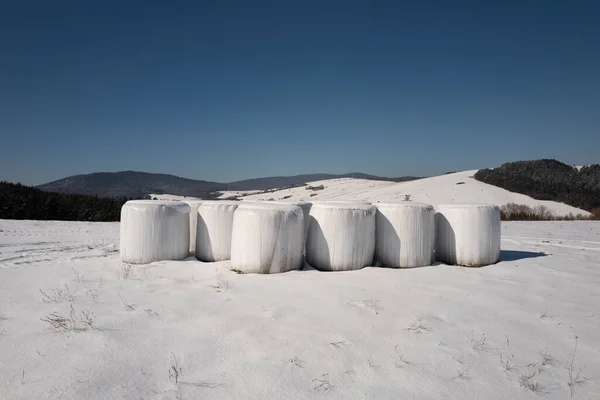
[1, 219, 599, 399]
[213, 171, 590, 217]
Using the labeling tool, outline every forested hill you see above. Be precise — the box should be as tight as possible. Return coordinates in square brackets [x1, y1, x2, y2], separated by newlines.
[0, 181, 131, 222]
[474, 160, 600, 211]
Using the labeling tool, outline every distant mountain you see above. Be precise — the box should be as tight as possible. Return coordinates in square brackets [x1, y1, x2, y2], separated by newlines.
[37, 171, 225, 199]
[474, 159, 600, 211]
[36, 171, 421, 198]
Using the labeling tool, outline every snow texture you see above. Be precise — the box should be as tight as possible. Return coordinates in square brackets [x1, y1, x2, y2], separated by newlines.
[375, 202, 435, 268]
[2, 219, 600, 399]
[195, 201, 239, 262]
[230, 202, 305, 274]
[183, 200, 203, 253]
[120, 200, 190, 264]
[306, 202, 376, 271]
[435, 203, 501, 267]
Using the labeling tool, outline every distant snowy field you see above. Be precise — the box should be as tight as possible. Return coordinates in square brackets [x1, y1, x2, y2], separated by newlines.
[153, 170, 590, 217]
[1, 219, 599, 399]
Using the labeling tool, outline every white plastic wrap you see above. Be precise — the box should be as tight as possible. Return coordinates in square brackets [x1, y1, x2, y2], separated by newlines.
[230, 203, 305, 274]
[196, 201, 239, 262]
[183, 200, 203, 253]
[272, 201, 312, 240]
[435, 204, 501, 267]
[305, 202, 376, 271]
[120, 200, 190, 264]
[375, 202, 435, 268]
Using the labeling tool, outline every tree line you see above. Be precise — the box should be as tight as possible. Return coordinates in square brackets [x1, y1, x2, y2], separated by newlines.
[475, 159, 600, 214]
[0, 181, 136, 222]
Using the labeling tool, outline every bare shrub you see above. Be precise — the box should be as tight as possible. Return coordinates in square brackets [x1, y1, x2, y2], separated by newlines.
[72, 268, 84, 283]
[119, 293, 137, 311]
[312, 374, 334, 392]
[470, 331, 486, 350]
[41, 304, 96, 332]
[40, 284, 75, 303]
[452, 367, 470, 380]
[499, 337, 515, 372]
[519, 368, 540, 392]
[168, 354, 182, 384]
[566, 336, 585, 397]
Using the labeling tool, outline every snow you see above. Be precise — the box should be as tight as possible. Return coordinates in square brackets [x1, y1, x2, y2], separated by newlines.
[435, 204, 502, 267]
[2, 219, 600, 399]
[120, 200, 190, 264]
[195, 201, 238, 262]
[375, 202, 435, 268]
[305, 202, 376, 271]
[220, 171, 590, 217]
[230, 202, 305, 274]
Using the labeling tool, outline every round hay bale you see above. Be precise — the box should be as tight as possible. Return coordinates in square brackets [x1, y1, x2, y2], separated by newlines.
[271, 201, 312, 240]
[120, 200, 190, 264]
[375, 202, 435, 268]
[306, 202, 376, 271]
[435, 203, 501, 267]
[230, 202, 305, 274]
[196, 201, 239, 262]
[183, 200, 203, 253]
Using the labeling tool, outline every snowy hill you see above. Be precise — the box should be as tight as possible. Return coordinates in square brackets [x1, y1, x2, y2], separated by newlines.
[215, 170, 590, 217]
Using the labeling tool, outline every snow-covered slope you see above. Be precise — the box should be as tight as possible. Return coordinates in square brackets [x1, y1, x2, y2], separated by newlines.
[219, 170, 590, 217]
[1, 219, 600, 399]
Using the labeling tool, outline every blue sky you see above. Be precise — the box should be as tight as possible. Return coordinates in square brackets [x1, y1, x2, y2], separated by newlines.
[1, 0, 599, 185]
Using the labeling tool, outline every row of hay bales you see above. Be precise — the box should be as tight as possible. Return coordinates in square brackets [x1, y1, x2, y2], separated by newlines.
[120, 199, 501, 272]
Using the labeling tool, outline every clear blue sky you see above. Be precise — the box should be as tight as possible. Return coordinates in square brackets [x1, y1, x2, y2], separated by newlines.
[1, 0, 599, 185]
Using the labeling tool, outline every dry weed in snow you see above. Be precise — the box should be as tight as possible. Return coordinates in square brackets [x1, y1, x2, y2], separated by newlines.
[566, 336, 586, 397]
[405, 318, 431, 333]
[40, 304, 96, 333]
[499, 337, 515, 372]
[453, 367, 470, 380]
[470, 331, 486, 350]
[393, 345, 410, 368]
[39, 284, 75, 303]
[168, 354, 182, 384]
[519, 368, 540, 392]
[312, 374, 334, 392]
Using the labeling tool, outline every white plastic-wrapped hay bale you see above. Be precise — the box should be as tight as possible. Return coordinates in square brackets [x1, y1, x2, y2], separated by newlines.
[196, 201, 239, 262]
[375, 202, 435, 268]
[230, 202, 304, 274]
[306, 202, 376, 271]
[120, 200, 190, 264]
[183, 200, 203, 253]
[435, 203, 501, 267]
[271, 201, 312, 239]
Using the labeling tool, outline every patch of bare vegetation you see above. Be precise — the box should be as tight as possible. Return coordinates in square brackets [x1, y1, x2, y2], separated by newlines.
[312, 374, 334, 392]
[566, 336, 586, 397]
[405, 318, 431, 333]
[40, 284, 75, 303]
[499, 337, 515, 372]
[469, 331, 486, 351]
[393, 345, 410, 368]
[519, 368, 540, 392]
[168, 354, 182, 384]
[41, 304, 96, 332]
